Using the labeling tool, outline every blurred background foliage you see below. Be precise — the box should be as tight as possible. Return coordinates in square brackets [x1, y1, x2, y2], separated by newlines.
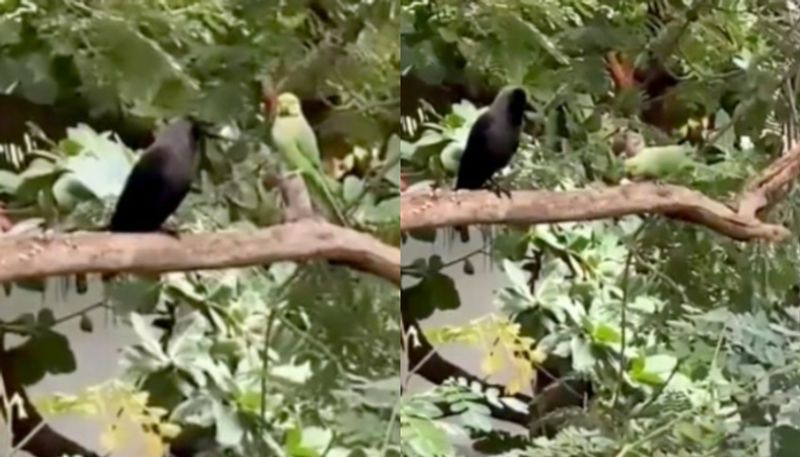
[0, 0, 400, 456]
[401, 0, 800, 456]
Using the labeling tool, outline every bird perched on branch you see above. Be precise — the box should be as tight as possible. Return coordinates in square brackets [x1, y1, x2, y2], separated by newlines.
[270, 92, 348, 226]
[109, 118, 202, 234]
[454, 86, 528, 241]
[455, 86, 528, 191]
[624, 144, 696, 181]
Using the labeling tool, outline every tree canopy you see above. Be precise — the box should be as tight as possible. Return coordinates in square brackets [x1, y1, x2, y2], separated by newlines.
[401, 1, 800, 456]
[0, 1, 400, 456]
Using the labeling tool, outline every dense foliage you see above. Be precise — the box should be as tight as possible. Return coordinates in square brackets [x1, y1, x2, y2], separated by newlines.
[0, 1, 400, 456]
[401, 1, 800, 456]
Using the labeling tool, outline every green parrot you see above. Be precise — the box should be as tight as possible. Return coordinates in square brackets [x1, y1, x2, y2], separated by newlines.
[623, 145, 697, 181]
[270, 92, 348, 226]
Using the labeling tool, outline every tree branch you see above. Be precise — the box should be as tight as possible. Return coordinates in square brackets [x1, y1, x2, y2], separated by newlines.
[0, 221, 400, 286]
[401, 141, 800, 242]
[401, 183, 789, 242]
[0, 173, 401, 457]
[737, 141, 800, 219]
[264, 173, 322, 223]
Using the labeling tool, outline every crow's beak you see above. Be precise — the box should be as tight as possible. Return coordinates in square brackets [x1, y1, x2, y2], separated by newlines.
[523, 101, 538, 122]
[195, 120, 214, 132]
[203, 131, 229, 141]
[189, 118, 225, 142]
[524, 100, 535, 112]
[201, 129, 236, 142]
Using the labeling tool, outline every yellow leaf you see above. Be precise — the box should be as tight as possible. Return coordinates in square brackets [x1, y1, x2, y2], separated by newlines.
[159, 423, 182, 439]
[144, 432, 166, 457]
[529, 348, 547, 364]
[480, 351, 503, 377]
[100, 425, 126, 452]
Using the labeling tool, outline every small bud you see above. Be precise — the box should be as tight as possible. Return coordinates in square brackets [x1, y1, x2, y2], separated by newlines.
[79, 314, 94, 333]
[463, 259, 475, 275]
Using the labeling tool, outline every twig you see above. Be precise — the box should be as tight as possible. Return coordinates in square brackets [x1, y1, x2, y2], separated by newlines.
[612, 221, 649, 408]
[612, 232, 638, 408]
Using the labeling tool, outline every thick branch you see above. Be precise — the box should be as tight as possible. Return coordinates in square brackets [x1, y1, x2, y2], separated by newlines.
[277, 175, 319, 222]
[263, 173, 322, 223]
[401, 184, 789, 242]
[0, 221, 400, 286]
[737, 141, 800, 219]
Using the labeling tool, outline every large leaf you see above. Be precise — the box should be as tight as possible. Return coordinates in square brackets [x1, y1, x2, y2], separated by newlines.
[402, 272, 461, 320]
[59, 124, 135, 199]
[13, 330, 77, 386]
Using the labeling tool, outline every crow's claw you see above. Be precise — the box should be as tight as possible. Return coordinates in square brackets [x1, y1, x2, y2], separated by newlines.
[159, 223, 182, 239]
[486, 179, 513, 199]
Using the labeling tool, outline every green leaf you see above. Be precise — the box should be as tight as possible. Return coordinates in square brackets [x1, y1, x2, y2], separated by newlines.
[343, 175, 364, 203]
[129, 312, 168, 363]
[106, 277, 161, 315]
[712, 109, 736, 152]
[503, 260, 529, 291]
[364, 196, 399, 223]
[213, 400, 244, 447]
[630, 354, 678, 386]
[773, 426, 800, 457]
[299, 427, 333, 456]
[428, 255, 444, 272]
[570, 336, 594, 372]
[0, 169, 21, 194]
[403, 417, 455, 457]
[51, 173, 94, 210]
[37, 308, 55, 327]
[171, 396, 216, 426]
[16, 158, 59, 201]
[271, 360, 313, 384]
[59, 124, 135, 199]
[385, 135, 401, 186]
[0, 18, 21, 46]
[592, 324, 621, 344]
[88, 18, 197, 104]
[440, 142, 462, 172]
[285, 425, 320, 457]
[167, 313, 209, 367]
[13, 330, 77, 386]
[402, 272, 461, 321]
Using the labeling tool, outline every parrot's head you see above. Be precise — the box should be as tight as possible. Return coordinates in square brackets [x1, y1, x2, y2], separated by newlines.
[276, 92, 304, 118]
[623, 157, 642, 176]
